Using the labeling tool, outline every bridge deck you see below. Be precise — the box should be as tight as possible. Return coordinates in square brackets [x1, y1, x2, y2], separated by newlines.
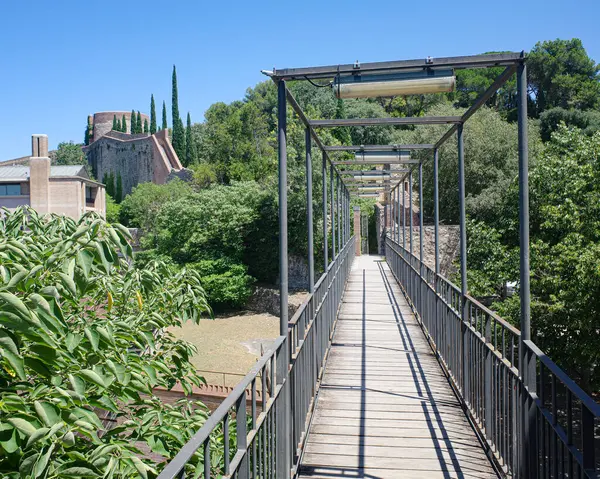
[298, 255, 498, 479]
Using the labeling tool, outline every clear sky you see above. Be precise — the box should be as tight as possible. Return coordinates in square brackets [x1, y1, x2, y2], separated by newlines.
[0, 0, 598, 159]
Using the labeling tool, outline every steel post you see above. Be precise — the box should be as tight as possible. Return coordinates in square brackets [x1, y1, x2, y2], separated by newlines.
[419, 161, 424, 316]
[457, 123, 469, 405]
[322, 152, 328, 270]
[517, 61, 536, 479]
[434, 148, 440, 354]
[409, 171, 413, 255]
[305, 129, 314, 293]
[330, 164, 336, 258]
[276, 80, 291, 478]
[337, 174, 341, 252]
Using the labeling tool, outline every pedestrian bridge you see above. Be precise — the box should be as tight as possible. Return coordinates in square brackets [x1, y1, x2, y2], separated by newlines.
[157, 53, 599, 479]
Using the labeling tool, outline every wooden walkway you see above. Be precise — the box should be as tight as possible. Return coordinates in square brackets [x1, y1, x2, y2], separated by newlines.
[298, 255, 498, 479]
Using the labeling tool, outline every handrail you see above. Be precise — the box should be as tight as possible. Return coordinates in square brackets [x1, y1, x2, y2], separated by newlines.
[157, 235, 356, 478]
[385, 235, 600, 478]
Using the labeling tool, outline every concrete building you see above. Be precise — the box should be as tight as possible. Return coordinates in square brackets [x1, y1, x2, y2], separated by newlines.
[0, 135, 105, 218]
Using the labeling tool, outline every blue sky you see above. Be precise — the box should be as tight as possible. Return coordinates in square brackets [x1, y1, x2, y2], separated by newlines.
[0, 0, 599, 159]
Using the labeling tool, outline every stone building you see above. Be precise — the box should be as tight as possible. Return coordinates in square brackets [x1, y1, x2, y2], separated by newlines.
[84, 113, 184, 198]
[87, 111, 150, 143]
[0, 135, 105, 218]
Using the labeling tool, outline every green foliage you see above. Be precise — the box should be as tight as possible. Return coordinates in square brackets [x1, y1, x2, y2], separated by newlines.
[112, 115, 117, 131]
[121, 115, 127, 134]
[115, 173, 123, 203]
[189, 259, 253, 311]
[150, 95, 157, 135]
[190, 163, 217, 189]
[466, 126, 600, 391]
[162, 101, 167, 130]
[539, 107, 600, 141]
[171, 66, 185, 160]
[184, 112, 195, 167]
[105, 194, 120, 223]
[144, 119, 149, 134]
[528, 38, 600, 115]
[136, 112, 142, 134]
[119, 180, 193, 241]
[116, 118, 122, 133]
[390, 103, 543, 223]
[52, 142, 86, 166]
[130, 110, 136, 134]
[103, 172, 115, 199]
[0, 207, 212, 477]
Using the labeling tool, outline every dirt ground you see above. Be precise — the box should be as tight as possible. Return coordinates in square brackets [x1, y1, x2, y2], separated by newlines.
[168, 312, 280, 387]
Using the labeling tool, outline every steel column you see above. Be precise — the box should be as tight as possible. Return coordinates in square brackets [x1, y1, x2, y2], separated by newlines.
[305, 128, 314, 293]
[409, 171, 413, 255]
[457, 123, 469, 406]
[433, 148, 440, 357]
[337, 174, 341, 252]
[276, 79, 291, 478]
[330, 164, 336, 258]
[517, 61, 536, 479]
[322, 152, 328, 270]
[419, 161, 424, 315]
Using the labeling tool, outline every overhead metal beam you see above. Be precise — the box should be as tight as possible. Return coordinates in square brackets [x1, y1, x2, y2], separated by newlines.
[311, 116, 462, 128]
[333, 160, 420, 165]
[339, 170, 409, 175]
[324, 144, 434, 151]
[435, 64, 518, 148]
[269, 52, 524, 81]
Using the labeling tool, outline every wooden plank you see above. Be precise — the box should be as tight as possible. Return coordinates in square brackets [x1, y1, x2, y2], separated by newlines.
[298, 256, 497, 478]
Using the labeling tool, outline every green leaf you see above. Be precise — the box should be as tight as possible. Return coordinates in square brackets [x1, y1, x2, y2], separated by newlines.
[34, 401, 60, 427]
[130, 456, 149, 479]
[25, 427, 50, 449]
[25, 357, 53, 378]
[0, 291, 31, 321]
[58, 272, 77, 298]
[84, 328, 99, 352]
[0, 424, 18, 453]
[60, 467, 99, 477]
[7, 418, 37, 436]
[65, 333, 82, 352]
[0, 329, 19, 355]
[7, 270, 27, 289]
[78, 369, 106, 388]
[68, 374, 86, 396]
[77, 249, 94, 279]
[3, 350, 26, 380]
[33, 443, 54, 478]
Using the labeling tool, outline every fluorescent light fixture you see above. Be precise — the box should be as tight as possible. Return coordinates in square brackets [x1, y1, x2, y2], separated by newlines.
[353, 174, 391, 181]
[358, 192, 381, 198]
[354, 151, 410, 163]
[334, 69, 456, 99]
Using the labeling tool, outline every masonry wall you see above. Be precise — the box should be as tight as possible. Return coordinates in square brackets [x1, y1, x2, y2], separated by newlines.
[48, 179, 84, 218]
[86, 135, 156, 197]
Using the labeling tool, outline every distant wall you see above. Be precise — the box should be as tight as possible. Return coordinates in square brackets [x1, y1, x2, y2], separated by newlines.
[85, 131, 180, 197]
[92, 111, 150, 142]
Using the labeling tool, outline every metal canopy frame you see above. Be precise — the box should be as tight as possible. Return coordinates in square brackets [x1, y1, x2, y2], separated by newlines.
[266, 51, 549, 479]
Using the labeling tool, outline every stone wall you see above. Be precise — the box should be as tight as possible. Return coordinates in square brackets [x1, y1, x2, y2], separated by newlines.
[91, 111, 150, 142]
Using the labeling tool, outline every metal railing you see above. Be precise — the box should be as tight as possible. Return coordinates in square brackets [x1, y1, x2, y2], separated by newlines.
[385, 236, 600, 479]
[158, 236, 355, 479]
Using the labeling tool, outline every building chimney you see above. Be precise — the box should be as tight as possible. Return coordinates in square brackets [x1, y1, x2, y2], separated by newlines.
[30, 134, 51, 214]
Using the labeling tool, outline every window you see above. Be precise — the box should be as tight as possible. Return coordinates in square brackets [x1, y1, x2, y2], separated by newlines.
[0, 184, 22, 196]
[85, 186, 97, 206]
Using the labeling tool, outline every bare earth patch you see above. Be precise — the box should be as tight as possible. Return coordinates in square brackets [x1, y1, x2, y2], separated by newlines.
[168, 312, 280, 387]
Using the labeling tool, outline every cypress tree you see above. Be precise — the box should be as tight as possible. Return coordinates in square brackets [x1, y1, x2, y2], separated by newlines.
[162, 101, 168, 130]
[130, 110, 136, 134]
[171, 65, 185, 159]
[150, 94, 157, 134]
[144, 119, 149, 134]
[122, 114, 127, 133]
[115, 173, 123, 203]
[112, 115, 117, 131]
[116, 118, 121, 132]
[136, 111, 142, 134]
[185, 112, 195, 167]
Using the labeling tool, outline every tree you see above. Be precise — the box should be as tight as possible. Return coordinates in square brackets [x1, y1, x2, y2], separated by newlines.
[150, 94, 157, 134]
[539, 107, 600, 141]
[162, 101, 168, 130]
[115, 172, 123, 202]
[185, 112, 195, 166]
[332, 99, 352, 145]
[112, 114, 117, 131]
[122, 114, 127, 134]
[103, 172, 115, 198]
[131, 110, 136, 134]
[0, 207, 211, 477]
[116, 118, 122, 132]
[52, 141, 86, 165]
[171, 65, 185, 159]
[144, 118, 149, 134]
[528, 38, 600, 116]
[105, 193, 120, 222]
[136, 111, 142, 134]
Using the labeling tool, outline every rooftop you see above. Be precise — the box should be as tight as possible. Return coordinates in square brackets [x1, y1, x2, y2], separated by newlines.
[0, 164, 88, 181]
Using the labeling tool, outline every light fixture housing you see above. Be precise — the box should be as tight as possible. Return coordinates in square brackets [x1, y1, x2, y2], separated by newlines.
[354, 151, 410, 163]
[358, 192, 381, 198]
[353, 174, 391, 181]
[333, 69, 456, 99]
